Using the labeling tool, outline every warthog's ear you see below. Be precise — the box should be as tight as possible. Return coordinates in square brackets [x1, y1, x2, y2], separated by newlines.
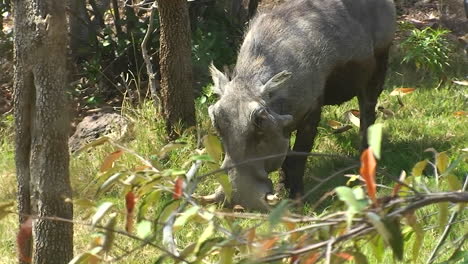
[260, 70, 292, 97]
[209, 63, 228, 96]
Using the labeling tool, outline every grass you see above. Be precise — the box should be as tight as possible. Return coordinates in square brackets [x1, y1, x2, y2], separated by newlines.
[0, 61, 467, 263]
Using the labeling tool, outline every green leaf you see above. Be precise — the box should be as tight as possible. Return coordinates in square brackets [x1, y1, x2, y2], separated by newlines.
[336, 186, 367, 227]
[137, 190, 161, 221]
[268, 200, 290, 229]
[436, 152, 450, 174]
[158, 142, 186, 157]
[195, 222, 215, 253]
[173, 206, 200, 231]
[367, 213, 403, 260]
[97, 172, 126, 194]
[102, 213, 117, 252]
[367, 123, 383, 159]
[411, 160, 428, 176]
[191, 154, 214, 162]
[136, 220, 153, 239]
[438, 202, 449, 229]
[177, 243, 197, 263]
[203, 134, 223, 163]
[217, 173, 232, 202]
[92, 202, 114, 227]
[219, 246, 235, 264]
[370, 235, 385, 262]
[157, 200, 180, 225]
[412, 225, 425, 262]
[447, 174, 462, 191]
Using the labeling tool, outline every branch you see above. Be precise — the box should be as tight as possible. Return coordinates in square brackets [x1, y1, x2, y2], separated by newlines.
[257, 191, 468, 263]
[141, 1, 160, 108]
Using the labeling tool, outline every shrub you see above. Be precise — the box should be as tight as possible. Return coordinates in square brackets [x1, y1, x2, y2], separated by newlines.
[400, 25, 453, 78]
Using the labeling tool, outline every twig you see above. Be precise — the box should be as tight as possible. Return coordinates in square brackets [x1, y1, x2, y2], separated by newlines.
[197, 151, 357, 179]
[325, 238, 335, 264]
[141, 1, 160, 108]
[426, 175, 468, 264]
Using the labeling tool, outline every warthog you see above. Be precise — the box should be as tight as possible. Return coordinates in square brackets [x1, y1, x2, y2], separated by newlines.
[208, 0, 396, 210]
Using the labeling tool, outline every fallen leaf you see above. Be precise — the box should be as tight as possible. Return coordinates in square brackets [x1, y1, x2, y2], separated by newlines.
[332, 125, 353, 134]
[390, 88, 416, 96]
[345, 110, 361, 127]
[452, 80, 468, 86]
[453, 111, 467, 117]
[327, 120, 343, 129]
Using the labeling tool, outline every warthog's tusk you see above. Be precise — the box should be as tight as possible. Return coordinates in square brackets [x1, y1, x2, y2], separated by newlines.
[265, 193, 280, 205]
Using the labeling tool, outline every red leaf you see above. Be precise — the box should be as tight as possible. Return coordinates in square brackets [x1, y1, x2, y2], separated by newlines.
[125, 192, 136, 232]
[360, 148, 378, 206]
[17, 217, 33, 263]
[173, 177, 184, 200]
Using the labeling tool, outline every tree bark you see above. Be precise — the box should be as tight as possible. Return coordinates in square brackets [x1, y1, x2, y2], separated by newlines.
[13, 0, 74, 263]
[157, 0, 196, 139]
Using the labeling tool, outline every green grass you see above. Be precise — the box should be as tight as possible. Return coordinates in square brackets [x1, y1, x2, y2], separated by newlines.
[0, 65, 467, 263]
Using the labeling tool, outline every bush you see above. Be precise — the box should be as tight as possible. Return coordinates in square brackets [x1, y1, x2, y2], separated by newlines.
[399, 24, 453, 78]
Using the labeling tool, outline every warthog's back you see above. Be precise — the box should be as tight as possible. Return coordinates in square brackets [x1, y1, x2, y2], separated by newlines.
[234, 0, 395, 115]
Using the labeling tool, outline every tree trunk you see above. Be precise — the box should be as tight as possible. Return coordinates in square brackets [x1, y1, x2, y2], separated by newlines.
[13, 0, 74, 263]
[157, 0, 196, 139]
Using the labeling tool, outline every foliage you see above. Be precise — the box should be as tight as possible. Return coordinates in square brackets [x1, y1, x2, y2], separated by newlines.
[399, 23, 453, 78]
[8, 124, 465, 264]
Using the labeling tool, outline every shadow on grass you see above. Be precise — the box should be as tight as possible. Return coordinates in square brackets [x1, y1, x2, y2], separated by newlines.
[300, 130, 461, 209]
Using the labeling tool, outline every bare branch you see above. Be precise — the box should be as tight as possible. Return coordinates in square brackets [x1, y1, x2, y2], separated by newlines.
[141, 1, 161, 108]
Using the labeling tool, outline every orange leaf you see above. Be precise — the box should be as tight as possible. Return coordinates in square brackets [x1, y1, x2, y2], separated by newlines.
[390, 88, 416, 96]
[17, 217, 33, 263]
[173, 177, 184, 200]
[100, 149, 124, 172]
[303, 252, 320, 264]
[453, 111, 467, 117]
[335, 252, 354, 261]
[360, 148, 378, 206]
[125, 192, 136, 232]
[261, 237, 279, 251]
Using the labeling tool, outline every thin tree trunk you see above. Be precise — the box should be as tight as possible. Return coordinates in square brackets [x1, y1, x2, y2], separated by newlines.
[157, 0, 196, 138]
[13, 0, 73, 263]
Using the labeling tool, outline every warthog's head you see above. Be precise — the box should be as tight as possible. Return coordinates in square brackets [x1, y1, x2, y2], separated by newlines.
[208, 64, 293, 210]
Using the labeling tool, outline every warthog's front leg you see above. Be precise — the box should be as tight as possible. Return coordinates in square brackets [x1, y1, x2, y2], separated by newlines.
[281, 108, 322, 199]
